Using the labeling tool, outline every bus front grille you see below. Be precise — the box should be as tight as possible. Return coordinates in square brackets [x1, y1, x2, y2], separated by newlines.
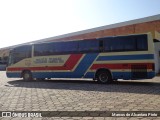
[131, 65, 147, 79]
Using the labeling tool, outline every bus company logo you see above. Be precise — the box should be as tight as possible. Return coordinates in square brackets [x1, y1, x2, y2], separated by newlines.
[25, 60, 31, 66]
[34, 57, 64, 64]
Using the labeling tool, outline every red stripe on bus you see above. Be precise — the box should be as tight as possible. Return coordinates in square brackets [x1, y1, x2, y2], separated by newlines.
[90, 63, 154, 70]
[64, 54, 83, 69]
[7, 54, 83, 71]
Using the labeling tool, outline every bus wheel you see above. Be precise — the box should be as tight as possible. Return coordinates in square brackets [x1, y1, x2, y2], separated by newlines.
[22, 71, 32, 81]
[97, 71, 112, 84]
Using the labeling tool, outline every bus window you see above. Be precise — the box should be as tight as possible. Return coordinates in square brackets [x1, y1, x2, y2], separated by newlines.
[11, 46, 31, 64]
[99, 40, 104, 52]
[34, 41, 79, 56]
[99, 37, 111, 52]
[54, 41, 78, 53]
[34, 43, 55, 56]
[104, 35, 147, 52]
[104, 37, 124, 52]
[136, 35, 148, 50]
[78, 39, 99, 52]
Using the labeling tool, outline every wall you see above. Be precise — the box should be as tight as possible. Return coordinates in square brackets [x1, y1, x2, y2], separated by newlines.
[52, 20, 160, 41]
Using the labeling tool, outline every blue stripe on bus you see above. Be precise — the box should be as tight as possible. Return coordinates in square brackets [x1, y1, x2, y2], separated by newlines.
[74, 53, 98, 77]
[6, 71, 155, 80]
[85, 71, 155, 80]
[96, 54, 154, 61]
[6, 72, 21, 78]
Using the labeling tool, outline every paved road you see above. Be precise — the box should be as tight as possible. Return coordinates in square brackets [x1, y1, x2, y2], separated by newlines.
[0, 71, 159, 120]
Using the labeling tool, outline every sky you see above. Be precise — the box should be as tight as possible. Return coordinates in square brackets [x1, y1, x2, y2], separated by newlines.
[0, 0, 160, 48]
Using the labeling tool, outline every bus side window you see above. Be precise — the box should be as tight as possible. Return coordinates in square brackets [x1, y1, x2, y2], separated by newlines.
[136, 35, 148, 50]
[78, 39, 99, 53]
[99, 40, 103, 52]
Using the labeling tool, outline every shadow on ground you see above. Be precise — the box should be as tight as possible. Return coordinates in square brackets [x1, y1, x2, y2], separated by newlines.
[6, 79, 160, 95]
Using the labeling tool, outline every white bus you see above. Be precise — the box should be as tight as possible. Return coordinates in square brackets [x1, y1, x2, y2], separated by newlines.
[6, 32, 160, 83]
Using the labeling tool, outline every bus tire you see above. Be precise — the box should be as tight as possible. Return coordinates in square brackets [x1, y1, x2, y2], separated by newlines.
[22, 71, 33, 81]
[97, 70, 112, 84]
